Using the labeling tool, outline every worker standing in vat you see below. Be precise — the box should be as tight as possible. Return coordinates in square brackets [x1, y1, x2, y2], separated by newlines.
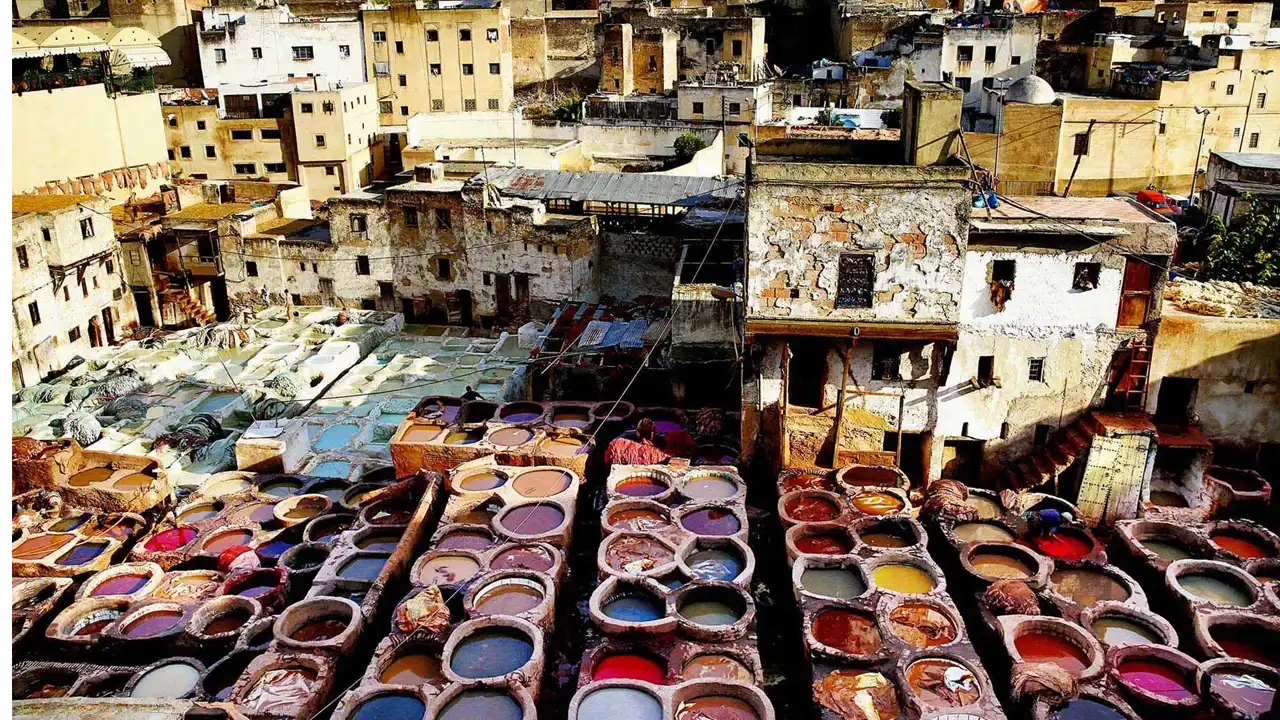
[460, 386, 483, 401]
[1024, 508, 1074, 539]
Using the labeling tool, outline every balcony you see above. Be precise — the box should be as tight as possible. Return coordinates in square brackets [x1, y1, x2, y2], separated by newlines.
[186, 255, 224, 277]
[13, 67, 105, 94]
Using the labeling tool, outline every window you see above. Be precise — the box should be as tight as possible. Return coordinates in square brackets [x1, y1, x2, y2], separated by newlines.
[105, 260, 114, 275]
[215, 48, 226, 63]
[361, 298, 377, 310]
[1203, 9, 1215, 17]
[992, 259, 1015, 284]
[728, 102, 741, 114]
[301, 102, 313, 113]
[325, 166, 336, 176]
[180, 145, 192, 159]
[648, 54, 658, 72]
[28, 301, 40, 326]
[374, 61, 389, 76]
[436, 208, 452, 228]
[395, 40, 404, 54]
[1250, 132, 1260, 149]
[16, 246, 28, 269]
[871, 342, 904, 381]
[299, 261, 307, 272]
[167, 114, 177, 127]
[1033, 424, 1052, 446]
[247, 261, 258, 277]
[312, 263, 318, 272]
[168, 149, 175, 161]
[464, 99, 476, 111]
[373, 30, 386, 42]
[1159, 122, 1167, 134]
[42, 228, 51, 242]
[196, 120, 207, 130]
[705, 38, 715, 54]
[315, 134, 326, 147]
[430, 63, 441, 75]
[69, 326, 81, 343]
[380, 101, 393, 113]
[246, 47, 261, 60]
[462, 64, 474, 75]
[977, 355, 996, 387]
[459, 28, 471, 41]
[356, 255, 371, 274]
[488, 99, 500, 110]
[1211, 81, 1216, 91]
[435, 257, 451, 279]
[1011, 55, 1021, 66]
[350, 214, 367, 232]
[984, 45, 997, 63]
[204, 145, 217, 158]
[233, 163, 257, 174]
[957, 45, 973, 62]
[1028, 357, 1045, 382]
[400, 106, 409, 116]
[835, 253, 874, 308]
[1072, 262, 1100, 290]
[404, 206, 419, 227]
[340, 45, 350, 57]
[398, 74, 407, 87]
[1226, 9, 1238, 17]
[427, 29, 439, 41]
[955, 77, 972, 92]
[80, 217, 94, 238]
[1073, 132, 1090, 156]
[1233, 127, 1242, 138]
[379, 281, 394, 298]
[489, 63, 500, 75]
[292, 46, 314, 60]
[264, 162, 286, 173]
[1227, 84, 1235, 96]
[1259, 93, 1268, 109]
[231, 129, 252, 140]
[692, 101, 705, 114]
[487, 28, 498, 41]
[63, 286, 70, 301]
[1245, 380, 1257, 394]
[432, 100, 444, 111]
[982, 78, 995, 90]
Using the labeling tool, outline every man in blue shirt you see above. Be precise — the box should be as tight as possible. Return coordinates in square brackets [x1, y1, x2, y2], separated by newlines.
[1024, 508, 1074, 538]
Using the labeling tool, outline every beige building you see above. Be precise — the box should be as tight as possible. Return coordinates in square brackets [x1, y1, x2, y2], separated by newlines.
[290, 84, 383, 201]
[363, 0, 515, 127]
[676, 80, 773, 175]
[600, 14, 769, 96]
[12, 195, 140, 387]
[1156, 1, 1274, 44]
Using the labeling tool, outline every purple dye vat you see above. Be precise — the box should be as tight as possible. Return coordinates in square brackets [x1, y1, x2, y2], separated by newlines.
[681, 509, 741, 536]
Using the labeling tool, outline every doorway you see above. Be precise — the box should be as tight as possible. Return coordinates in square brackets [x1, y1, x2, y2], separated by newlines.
[787, 339, 829, 408]
[456, 289, 473, 325]
[133, 290, 155, 327]
[941, 438, 984, 484]
[1154, 377, 1198, 425]
[495, 274, 512, 317]
[88, 317, 102, 348]
[101, 308, 115, 344]
[1117, 257, 1157, 327]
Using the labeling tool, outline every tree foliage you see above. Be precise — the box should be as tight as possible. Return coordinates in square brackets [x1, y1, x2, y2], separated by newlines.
[1202, 195, 1280, 286]
[674, 131, 707, 160]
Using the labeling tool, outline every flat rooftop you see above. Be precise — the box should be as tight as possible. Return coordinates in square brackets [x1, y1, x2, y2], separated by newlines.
[479, 167, 739, 207]
[164, 202, 255, 222]
[982, 196, 1163, 224]
[12, 194, 96, 216]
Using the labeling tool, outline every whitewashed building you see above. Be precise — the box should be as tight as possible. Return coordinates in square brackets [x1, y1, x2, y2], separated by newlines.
[196, 2, 366, 87]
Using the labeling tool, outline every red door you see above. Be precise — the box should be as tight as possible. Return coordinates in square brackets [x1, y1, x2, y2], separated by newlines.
[1117, 258, 1155, 327]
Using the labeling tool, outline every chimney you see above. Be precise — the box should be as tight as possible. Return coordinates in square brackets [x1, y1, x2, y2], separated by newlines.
[413, 162, 444, 183]
[902, 80, 963, 167]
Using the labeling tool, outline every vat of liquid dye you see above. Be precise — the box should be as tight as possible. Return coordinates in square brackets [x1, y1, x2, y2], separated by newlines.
[1031, 527, 1102, 564]
[949, 520, 1018, 545]
[678, 504, 745, 538]
[441, 617, 543, 685]
[601, 533, 679, 579]
[677, 537, 753, 586]
[1080, 602, 1178, 649]
[590, 577, 678, 635]
[340, 483, 394, 512]
[605, 500, 674, 535]
[223, 567, 289, 611]
[669, 680, 776, 720]
[836, 463, 910, 493]
[427, 682, 537, 720]
[494, 500, 571, 542]
[76, 561, 164, 602]
[359, 498, 416, 527]
[124, 658, 206, 700]
[611, 469, 675, 501]
[900, 654, 991, 714]
[496, 401, 547, 425]
[453, 468, 511, 494]
[201, 649, 261, 701]
[569, 681, 667, 720]
[46, 597, 130, 650]
[867, 555, 943, 595]
[881, 597, 961, 649]
[1195, 612, 1280, 668]
[778, 469, 837, 494]
[13, 665, 85, 700]
[107, 600, 191, 647]
[1208, 520, 1280, 562]
[1046, 565, 1144, 618]
[230, 652, 335, 719]
[486, 425, 541, 450]
[851, 516, 926, 551]
[778, 489, 845, 526]
[961, 542, 1050, 587]
[510, 467, 577, 499]
[590, 400, 635, 425]
[280, 542, 332, 595]
[197, 525, 262, 559]
[672, 583, 754, 640]
[187, 595, 264, 645]
[793, 558, 869, 601]
[806, 606, 885, 659]
[1117, 520, 1215, 570]
[274, 597, 362, 655]
[465, 572, 554, 622]
[365, 637, 448, 689]
[152, 570, 226, 603]
[274, 494, 334, 527]
[1197, 657, 1279, 720]
[1108, 644, 1203, 711]
[489, 542, 562, 578]
[304, 513, 356, 545]
[1168, 560, 1260, 610]
[411, 550, 485, 588]
[1206, 466, 1272, 516]
[634, 408, 688, 436]
[786, 523, 857, 559]
[849, 488, 910, 517]
[1031, 693, 1141, 720]
[999, 616, 1105, 680]
[680, 470, 743, 503]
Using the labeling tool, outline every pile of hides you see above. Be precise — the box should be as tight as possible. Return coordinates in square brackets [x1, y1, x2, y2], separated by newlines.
[983, 579, 1040, 616]
[921, 479, 979, 523]
[1011, 662, 1077, 706]
[190, 323, 257, 349]
[264, 373, 301, 400]
[154, 413, 224, 454]
[813, 670, 901, 720]
[61, 412, 103, 446]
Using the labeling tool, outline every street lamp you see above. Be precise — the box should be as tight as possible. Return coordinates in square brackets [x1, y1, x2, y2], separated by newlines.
[1239, 68, 1273, 152]
[1189, 106, 1211, 199]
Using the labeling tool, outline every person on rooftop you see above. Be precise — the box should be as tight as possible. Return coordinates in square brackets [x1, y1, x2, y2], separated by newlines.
[460, 386, 482, 401]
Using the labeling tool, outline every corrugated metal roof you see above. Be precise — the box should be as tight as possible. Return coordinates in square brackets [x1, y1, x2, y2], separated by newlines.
[1214, 152, 1280, 171]
[478, 168, 739, 207]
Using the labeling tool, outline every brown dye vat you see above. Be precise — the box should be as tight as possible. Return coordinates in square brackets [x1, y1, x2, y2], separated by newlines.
[419, 555, 482, 584]
[888, 604, 958, 647]
[953, 522, 1016, 543]
[784, 495, 841, 522]
[14, 534, 74, 560]
[231, 503, 278, 525]
[782, 473, 834, 492]
[381, 653, 444, 685]
[812, 609, 882, 654]
[401, 424, 446, 443]
[24, 682, 72, 699]
[972, 552, 1033, 580]
[490, 546, 554, 572]
[291, 616, 349, 642]
[489, 427, 535, 447]
[543, 436, 586, 457]
[513, 469, 572, 497]
[851, 492, 904, 515]
[1150, 490, 1189, 507]
[1052, 568, 1131, 605]
[68, 467, 114, 486]
[795, 533, 853, 555]
[366, 505, 412, 525]
[683, 655, 753, 682]
[906, 658, 981, 707]
[112, 473, 154, 490]
[473, 580, 545, 615]
[609, 508, 670, 532]
[436, 531, 494, 551]
[675, 696, 759, 720]
[453, 501, 503, 525]
[241, 667, 318, 715]
[284, 497, 328, 521]
[73, 612, 121, 636]
[123, 609, 184, 637]
[204, 609, 251, 635]
[606, 536, 675, 573]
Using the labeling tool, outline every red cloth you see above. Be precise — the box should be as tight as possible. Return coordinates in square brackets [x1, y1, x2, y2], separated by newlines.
[605, 437, 671, 466]
[663, 429, 697, 457]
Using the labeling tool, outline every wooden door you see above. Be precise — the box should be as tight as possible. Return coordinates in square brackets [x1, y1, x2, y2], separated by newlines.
[1117, 258, 1155, 327]
[495, 274, 511, 316]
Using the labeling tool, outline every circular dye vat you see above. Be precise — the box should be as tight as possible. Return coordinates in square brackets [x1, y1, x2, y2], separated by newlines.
[436, 531, 494, 551]
[1140, 539, 1194, 562]
[420, 555, 482, 585]
[512, 469, 573, 498]
[205, 478, 253, 497]
[1177, 573, 1252, 606]
[971, 552, 1033, 580]
[602, 592, 665, 622]
[1208, 671, 1276, 718]
[594, 654, 666, 684]
[678, 595, 743, 626]
[782, 473, 834, 492]
[235, 575, 280, 599]
[684, 475, 739, 500]
[681, 508, 741, 536]
[112, 473, 155, 491]
[1049, 698, 1129, 720]
[795, 532, 853, 555]
[859, 528, 913, 548]
[500, 406, 543, 423]
[291, 616, 350, 642]
[131, 662, 200, 699]
[609, 507, 670, 532]
[260, 479, 303, 498]
[490, 546, 554, 573]
[906, 658, 981, 707]
[606, 536, 674, 574]
[68, 467, 114, 487]
[474, 579, 546, 616]
[1116, 659, 1195, 701]
[1092, 617, 1161, 647]
[872, 564, 936, 594]
[307, 516, 352, 542]
[851, 492, 904, 515]
[356, 532, 402, 552]
[1210, 626, 1280, 667]
[122, 608, 185, 637]
[1149, 490, 1188, 507]
[380, 653, 443, 685]
[339, 556, 388, 581]
[49, 514, 90, 532]
[675, 696, 759, 720]
[204, 529, 255, 554]
[445, 429, 484, 446]
[449, 628, 534, 679]
[256, 539, 294, 560]
[683, 654, 753, 682]
[13, 534, 74, 561]
[888, 603, 958, 647]
[490, 427, 536, 447]
[812, 609, 881, 654]
[1052, 569, 1131, 605]
[783, 495, 840, 522]
[365, 504, 412, 525]
[439, 690, 523, 720]
[1035, 531, 1093, 561]
[578, 687, 663, 720]
[349, 694, 426, 720]
[686, 547, 745, 582]
[953, 522, 1015, 543]
[142, 527, 196, 553]
[178, 504, 219, 524]
[454, 502, 502, 525]
[311, 483, 348, 502]
[616, 476, 668, 497]
[203, 609, 251, 635]
[310, 461, 351, 479]
[965, 495, 1004, 519]
[283, 497, 328, 522]
[501, 505, 566, 535]
[552, 409, 591, 428]
[1015, 632, 1090, 673]
[458, 472, 506, 492]
[544, 436, 586, 457]
[800, 568, 866, 600]
[402, 423, 446, 443]
[1212, 533, 1273, 559]
[91, 573, 151, 596]
[57, 541, 109, 566]
[71, 609, 122, 636]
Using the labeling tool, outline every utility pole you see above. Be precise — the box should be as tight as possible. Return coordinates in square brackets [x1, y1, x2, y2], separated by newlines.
[1189, 106, 1210, 199]
[1239, 68, 1273, 152]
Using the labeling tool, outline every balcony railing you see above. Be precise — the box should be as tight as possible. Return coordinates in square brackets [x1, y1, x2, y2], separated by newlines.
[108, 73, 156, 96]
[14, 67, 105, 94]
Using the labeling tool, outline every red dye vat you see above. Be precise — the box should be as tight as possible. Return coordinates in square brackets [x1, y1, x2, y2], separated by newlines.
[781, 473, 834, 492]
[783, 495, 840, 522]
[1034, 532, 1092, 562]
[1015, 633, 1090, 674]
[593, 654, 666, 684]
[144, 527, 197, 552]
[1116, 659, 1195, 701]
[794, 533, 853, 555]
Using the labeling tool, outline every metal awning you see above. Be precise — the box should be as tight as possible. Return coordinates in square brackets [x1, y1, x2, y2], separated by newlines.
[969, 220, 1130, 237]
[12, 43, 109, 58]
[111, 46, 171, 69]
[746, 318, 959, 341]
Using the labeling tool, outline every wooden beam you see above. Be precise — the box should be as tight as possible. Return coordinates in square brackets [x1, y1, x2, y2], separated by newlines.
[746, 318, 959, 341]
[780, 343, 791, 470]
[831, 340, 854, 468]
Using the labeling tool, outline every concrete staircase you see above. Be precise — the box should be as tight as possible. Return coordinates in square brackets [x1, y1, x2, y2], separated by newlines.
[1004, 412, 1109, 490]
[166, 288, 217, 326]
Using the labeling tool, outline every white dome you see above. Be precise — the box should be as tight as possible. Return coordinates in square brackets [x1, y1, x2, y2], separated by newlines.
[1005, 76, 1056, 105]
